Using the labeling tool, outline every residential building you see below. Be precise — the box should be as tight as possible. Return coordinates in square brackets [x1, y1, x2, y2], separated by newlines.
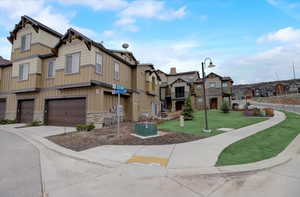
[0, 15, 160, 126]
[158, 68, 233, 111]
[233, 79, 300, 99]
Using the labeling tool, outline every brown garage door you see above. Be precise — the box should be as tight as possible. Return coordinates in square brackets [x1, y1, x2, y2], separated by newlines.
[46, 98, 86, 126]
[18, 100, 34, 123]
[0, 99, 6, 120]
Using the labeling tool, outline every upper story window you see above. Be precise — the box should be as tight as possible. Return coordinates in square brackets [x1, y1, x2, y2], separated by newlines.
[209, 82, 217, 88]
[21, 33, 31, 51]
[175, 86, 185, 98]
[48, 60, 55, 78]
[114, 62, 120, 80]
[151, 76, 156, 91]
[95, 52, 103, 73]
[222, 82, 228, 88]
[19, 63, 29, 80]
[66, 52, 80, 74]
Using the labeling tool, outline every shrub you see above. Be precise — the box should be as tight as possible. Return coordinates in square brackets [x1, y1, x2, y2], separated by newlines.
[182, 96, 194, 120]
[27, 121, 42, 127]
[76, 123, 95, 131]
[0, 119, 16, 124]
[220, 102, 230, 113]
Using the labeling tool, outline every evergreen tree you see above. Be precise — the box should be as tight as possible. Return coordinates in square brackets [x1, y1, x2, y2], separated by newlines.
[182, 96, 194, 120]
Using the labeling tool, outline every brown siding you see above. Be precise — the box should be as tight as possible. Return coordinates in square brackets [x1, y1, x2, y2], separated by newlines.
[12, 43, 52, 61]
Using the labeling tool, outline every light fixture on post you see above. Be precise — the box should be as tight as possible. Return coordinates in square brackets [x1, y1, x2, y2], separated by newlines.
[201, 57, 216, 133]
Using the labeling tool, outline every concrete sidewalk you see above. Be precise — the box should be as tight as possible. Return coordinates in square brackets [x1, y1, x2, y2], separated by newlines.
[251, 101, 300, 114]
[2, 110, 286, 170]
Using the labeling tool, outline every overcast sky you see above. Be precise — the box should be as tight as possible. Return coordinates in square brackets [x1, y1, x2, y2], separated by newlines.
[0, 0, 300, 84]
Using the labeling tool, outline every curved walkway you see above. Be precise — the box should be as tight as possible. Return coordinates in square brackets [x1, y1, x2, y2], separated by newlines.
[2, 111, 286, 171]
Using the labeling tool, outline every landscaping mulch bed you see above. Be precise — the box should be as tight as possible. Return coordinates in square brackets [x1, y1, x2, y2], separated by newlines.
[47, 122, 204, 151]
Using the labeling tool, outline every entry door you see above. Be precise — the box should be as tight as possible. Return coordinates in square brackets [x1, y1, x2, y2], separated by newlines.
[210, 98, 218, 109]
[18, 100, 34, 123]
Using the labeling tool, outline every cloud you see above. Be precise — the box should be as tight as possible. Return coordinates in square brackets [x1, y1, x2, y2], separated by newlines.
[55, 0, 128, 11]
[266, 0, 300, 20]
[257, 27, 300, 43]
[115, 0, 186, 32]
[0, 37, 11, 59]
[102, 30, 115, 37]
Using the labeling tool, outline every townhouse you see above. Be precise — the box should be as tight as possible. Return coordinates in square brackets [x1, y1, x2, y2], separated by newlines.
[0, 15, 160, 126]
[158, 68, 233, 111]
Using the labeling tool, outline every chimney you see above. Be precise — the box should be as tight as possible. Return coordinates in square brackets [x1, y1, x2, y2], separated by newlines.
[170, 67, 177, 74]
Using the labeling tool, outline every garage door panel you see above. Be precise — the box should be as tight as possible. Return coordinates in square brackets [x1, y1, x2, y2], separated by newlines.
[46, 98, 86, 126]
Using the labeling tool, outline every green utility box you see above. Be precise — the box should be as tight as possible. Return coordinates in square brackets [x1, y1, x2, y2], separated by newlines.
[134, 122, 158, 137]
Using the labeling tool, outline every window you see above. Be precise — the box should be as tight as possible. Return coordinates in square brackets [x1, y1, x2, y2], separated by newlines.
[175, 86, 185, 98]
[66, 52, 80, 74]
[209, 82, 217, 88]
[95, 52, 103, 73]
[151, 76, 156, 91]
[48, 60, 55, 78]
[19, 63, 29, 80]
[21, 34, 31, 51]
[152, 103, 157, 115]
[114, 62, 120, 80]
[222, 82, 228, 87]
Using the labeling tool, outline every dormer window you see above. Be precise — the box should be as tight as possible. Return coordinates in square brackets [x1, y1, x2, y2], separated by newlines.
[21, 33, 31, 51]
[19, 63, 29, 80]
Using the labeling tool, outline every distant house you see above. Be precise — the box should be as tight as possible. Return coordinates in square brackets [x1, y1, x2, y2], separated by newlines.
[233, 79, 300, 99]
[158, 68, 234, 111]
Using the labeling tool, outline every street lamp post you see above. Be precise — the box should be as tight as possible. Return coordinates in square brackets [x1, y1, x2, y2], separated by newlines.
[201, 57, 216, 133]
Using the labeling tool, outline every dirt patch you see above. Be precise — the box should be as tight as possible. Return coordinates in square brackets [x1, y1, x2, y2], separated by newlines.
[47, 122, 204, 151]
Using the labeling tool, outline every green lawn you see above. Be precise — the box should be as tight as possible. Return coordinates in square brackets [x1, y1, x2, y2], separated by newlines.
[216, 111, 300, 166]
[158, 110, 267, 137]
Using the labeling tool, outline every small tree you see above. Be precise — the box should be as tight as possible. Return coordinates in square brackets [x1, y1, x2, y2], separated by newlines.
[220, 101, 230, 113]
[182, 96, 194, 120]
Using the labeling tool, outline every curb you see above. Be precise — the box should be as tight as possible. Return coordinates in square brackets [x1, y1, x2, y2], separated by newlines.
[3, 110, 299, 176]
[8, 129, 119, 169]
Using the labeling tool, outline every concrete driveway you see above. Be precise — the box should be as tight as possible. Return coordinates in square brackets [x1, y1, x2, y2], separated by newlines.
[0, 130, 42, 197]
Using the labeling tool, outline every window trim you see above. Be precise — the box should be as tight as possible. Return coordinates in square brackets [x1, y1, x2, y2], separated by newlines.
[21, 33, 31, 52]
[95, 52, 103, 74]
[19, 63, 29, 81]
[65, 52, 81, 74]
[175, 86, 185, 98]
[47, 60, 55, 78]
[114, 62, 120, 81]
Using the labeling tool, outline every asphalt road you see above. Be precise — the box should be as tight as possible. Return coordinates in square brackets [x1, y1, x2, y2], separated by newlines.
[0, 130, 42, 197]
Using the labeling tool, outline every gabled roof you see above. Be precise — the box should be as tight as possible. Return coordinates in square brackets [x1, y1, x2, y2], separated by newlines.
[7, 15, 62, 43]
[207, 72, 233, 82]
[145, 69, 161, 81]
[110, 49, 138, 63]
[169, 77, 189, 85]
[167, 71, 199, 76]
[0, 56, 12, 67]
[52, 28, 136, 67]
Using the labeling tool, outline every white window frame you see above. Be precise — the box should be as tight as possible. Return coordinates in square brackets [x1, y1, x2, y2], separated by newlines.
[222, 82, 228, 88]
[19, 63, 29, 81]
[47, 60, 55, 78]
[21, 33, 31, 51]
[95, 52, 103, 73]
[209, 82, 217, 88]
[65, 52, 80, 74]
[114, 62, 120, 80]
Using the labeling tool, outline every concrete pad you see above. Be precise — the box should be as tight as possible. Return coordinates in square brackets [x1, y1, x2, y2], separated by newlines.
[80, 145, 144, 163]
[135, 144, 175, 158]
